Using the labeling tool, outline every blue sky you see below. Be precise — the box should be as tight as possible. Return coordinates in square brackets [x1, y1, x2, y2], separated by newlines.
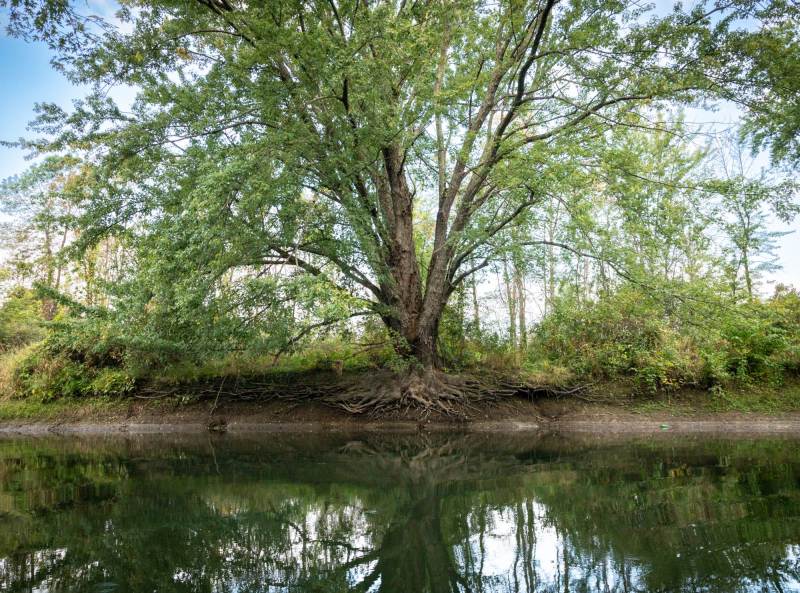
[0, 9, 797, 291]
[0, 34, 77, 180]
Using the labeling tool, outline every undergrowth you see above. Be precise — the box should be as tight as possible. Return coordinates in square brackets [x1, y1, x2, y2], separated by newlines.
[0, 284, 799, 416]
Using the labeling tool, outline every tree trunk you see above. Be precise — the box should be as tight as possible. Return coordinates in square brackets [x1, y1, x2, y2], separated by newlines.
[471, 277, 480, 334]
[382, 310, 440, 369]
[743, 249, 753, 299]
[515, 264, 526, 354]
[503, 257, 517, 349]
[377, 146, 435, 367]
[409, 324, 439, 368]
[378, 145, 463, 372]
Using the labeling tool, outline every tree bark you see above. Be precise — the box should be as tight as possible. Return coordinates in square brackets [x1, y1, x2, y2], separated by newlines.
[471, 277, 480, 334]
[743, 249, 753, 299]
[382, 308, 441, 368]
[375, 146, 452, 370]
[515, 263, 526, 354]
[503, 257, 517, 350]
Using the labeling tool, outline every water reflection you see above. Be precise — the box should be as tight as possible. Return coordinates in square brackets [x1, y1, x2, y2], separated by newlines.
[0, 433, 799, 592]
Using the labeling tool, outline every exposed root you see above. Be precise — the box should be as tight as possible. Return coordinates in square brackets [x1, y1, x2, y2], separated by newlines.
[320, 370, 494, 419]
[135, 369, 590, 420]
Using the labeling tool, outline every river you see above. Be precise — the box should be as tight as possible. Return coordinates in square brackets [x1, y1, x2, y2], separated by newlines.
[0, 432, 798, 592]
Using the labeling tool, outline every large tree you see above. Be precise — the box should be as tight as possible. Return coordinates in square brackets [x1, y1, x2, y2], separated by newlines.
[3, 0, 797, 375]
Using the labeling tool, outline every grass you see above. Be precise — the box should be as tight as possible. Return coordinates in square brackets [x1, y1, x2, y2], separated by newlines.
[0, 396, 128, 421]
[706, 380, 800, 413]
[629, 378, 800, 415]
[520, 360, 577, 388]
[146, 339, 393, 387]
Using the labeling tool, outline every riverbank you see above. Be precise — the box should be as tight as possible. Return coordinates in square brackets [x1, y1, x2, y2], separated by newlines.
[2, 381, 800, 435]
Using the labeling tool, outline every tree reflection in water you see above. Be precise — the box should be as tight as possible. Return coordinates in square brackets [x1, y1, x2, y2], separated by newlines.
[0, 433, 799, 592]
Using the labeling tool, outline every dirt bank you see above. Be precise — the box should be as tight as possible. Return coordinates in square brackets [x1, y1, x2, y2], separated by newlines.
[2, 396, 800, 435]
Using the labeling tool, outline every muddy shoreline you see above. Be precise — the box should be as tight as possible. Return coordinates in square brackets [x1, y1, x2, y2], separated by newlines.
[2, 397, 800, 436]
[3, 419, 800, 436]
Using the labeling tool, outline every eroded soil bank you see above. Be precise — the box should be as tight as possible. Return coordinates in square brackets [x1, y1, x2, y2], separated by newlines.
[2, 395, 800, 435]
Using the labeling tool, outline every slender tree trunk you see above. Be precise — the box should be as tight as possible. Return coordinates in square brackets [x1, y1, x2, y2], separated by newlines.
[582, 256, 590, 302]
[503, 257, 517, 350]
[471, 276, 480, 334]
[547, 239, 556, 312]
[83, 247, 97, 307]
[742, 249, 753, 299]
[515, 264, 526, 354]
[41, 226, 57, 321]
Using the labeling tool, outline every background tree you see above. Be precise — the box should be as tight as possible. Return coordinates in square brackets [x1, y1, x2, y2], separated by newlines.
[711, 134, 799, 300]
[0, 156, 85, 318]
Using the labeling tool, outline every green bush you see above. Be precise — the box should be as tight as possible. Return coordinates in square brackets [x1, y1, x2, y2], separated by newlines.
[88, 368, 136, 396]
[12, 343, 135, 402]
[528, 285, 800, 392]
[530, 289, 697, 391]
[710, 287, 800, 383]
[0, 287, 46, 350]
[10, 317, 141, 401]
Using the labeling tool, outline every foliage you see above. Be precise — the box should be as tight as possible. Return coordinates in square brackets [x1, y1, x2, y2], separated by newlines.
[731, 2, 800, 166]
[12, 348, 133, 402]
[709, 134, 800, 298]
[0, 287, 46, 350]
[3, 288, 393, 399]
[2, 0, 799, 367]
[8, 313, 139, 401]
[529, 285, 800, 392]
[0, 1, 798, 409]
[0, 156, 88, 292]
[719, 285, 800, 381]
[531, 287, 699, 391]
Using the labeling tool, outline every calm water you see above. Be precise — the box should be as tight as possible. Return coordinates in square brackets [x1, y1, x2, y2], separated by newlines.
[0, 432, 799, 593]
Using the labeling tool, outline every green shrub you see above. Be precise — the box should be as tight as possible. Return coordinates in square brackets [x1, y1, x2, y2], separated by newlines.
[528, 285, 800, 393]
[692, 287, 800, 386]
[0, 287, 46, 350]
[10, 317, 141, 401]
[88, 368, 136, 396]
[530, 288, 698, 391]
[12, 345, 136, 402]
